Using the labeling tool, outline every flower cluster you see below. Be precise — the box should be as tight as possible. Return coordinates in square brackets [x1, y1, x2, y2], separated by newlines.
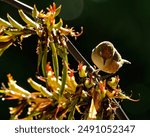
[0, 3, 137, 120]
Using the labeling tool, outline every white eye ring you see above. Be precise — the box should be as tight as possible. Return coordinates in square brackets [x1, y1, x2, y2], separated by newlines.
[99, 51, 102, 56]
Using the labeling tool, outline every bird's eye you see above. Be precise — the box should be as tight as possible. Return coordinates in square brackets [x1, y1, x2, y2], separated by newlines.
[99, 50, 102, 56]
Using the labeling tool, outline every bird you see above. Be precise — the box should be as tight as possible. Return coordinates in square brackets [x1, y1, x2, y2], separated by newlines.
[91, 41, 131, 74]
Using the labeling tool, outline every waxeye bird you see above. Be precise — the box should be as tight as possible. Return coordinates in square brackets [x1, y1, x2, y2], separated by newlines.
[91, 41, 131, 74]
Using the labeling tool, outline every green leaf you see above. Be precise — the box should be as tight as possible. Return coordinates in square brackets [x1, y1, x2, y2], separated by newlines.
[53, 18, 63, 29]
[41, 46, 48, 77]
[50, 42, 59, 80]
[59, 47, 68, 95]
[32, 5, 39, 18]
[55, 5, 62, 17]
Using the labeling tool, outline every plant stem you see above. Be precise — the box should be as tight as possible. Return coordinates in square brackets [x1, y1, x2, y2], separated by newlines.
[0, 0, 33, 15]
[0, 0, 129, 120]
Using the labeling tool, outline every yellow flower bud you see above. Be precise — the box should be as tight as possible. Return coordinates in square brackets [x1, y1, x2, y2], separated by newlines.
[78, 63, 87, 78]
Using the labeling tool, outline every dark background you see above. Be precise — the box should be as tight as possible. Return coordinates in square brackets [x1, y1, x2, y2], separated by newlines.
[0, 0, 150, 120]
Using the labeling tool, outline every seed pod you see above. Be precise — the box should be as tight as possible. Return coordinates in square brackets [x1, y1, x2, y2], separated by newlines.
[28, 78, 52, 98]
[18, 9, 39, 29]
[0, 17, 11, 27]
[32, 5, 39, 18]
[7, 14, 24, 30]
[55, 5, 62, 17]
[0, 35, 13, 42]
[7, 74, 30, 97]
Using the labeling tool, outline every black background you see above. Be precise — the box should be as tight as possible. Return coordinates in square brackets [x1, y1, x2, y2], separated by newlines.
[0, 0, 150, 120]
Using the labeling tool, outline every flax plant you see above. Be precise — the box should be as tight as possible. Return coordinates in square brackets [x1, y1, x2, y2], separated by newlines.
[0, 3, 138, 120]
